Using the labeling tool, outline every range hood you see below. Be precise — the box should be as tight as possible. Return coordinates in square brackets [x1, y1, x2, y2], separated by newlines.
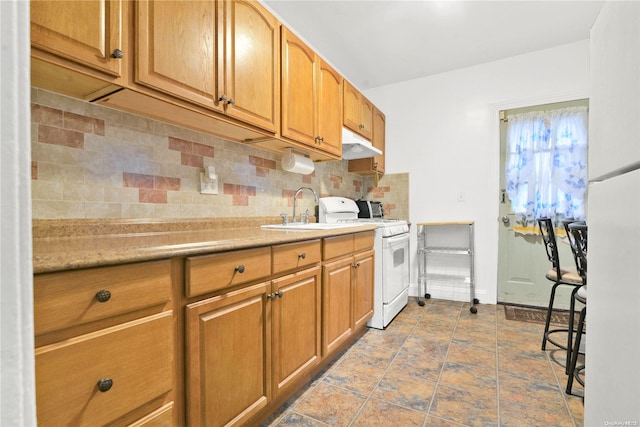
[341, 127, 382, 160]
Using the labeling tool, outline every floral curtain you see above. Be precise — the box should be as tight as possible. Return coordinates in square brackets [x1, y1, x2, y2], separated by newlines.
[505, 106, 588, 234]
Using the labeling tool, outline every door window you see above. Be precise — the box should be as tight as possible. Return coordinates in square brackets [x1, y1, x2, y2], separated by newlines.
[505, 106, 588, 233]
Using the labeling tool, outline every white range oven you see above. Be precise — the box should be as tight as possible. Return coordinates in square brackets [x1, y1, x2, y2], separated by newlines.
[319, 197, 410, 329]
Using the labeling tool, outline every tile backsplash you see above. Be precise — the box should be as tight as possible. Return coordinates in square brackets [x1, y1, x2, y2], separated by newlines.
[31, 88, 409, 221]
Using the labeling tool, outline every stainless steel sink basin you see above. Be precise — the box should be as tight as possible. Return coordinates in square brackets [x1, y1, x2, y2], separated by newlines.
[261, 222, 359, 230]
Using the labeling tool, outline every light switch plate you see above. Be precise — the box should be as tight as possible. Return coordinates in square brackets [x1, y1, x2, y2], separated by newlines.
[200, 172, 218, 195]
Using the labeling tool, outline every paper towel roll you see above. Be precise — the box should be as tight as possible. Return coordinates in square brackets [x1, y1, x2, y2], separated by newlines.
[282, 148, 314, 174]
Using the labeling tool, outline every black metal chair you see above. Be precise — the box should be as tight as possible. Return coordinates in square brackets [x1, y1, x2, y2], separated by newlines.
[538, 218, 585, 367]
[566, 222, 587, 395]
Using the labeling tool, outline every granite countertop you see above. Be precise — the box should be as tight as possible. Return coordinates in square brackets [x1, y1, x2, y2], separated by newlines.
[32, 218, 377, 274]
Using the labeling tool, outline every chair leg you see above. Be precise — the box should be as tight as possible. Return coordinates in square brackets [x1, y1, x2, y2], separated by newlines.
[566, 285, 582, 374]
[541, 283, 560, 350]
[566, 306, 586, 395]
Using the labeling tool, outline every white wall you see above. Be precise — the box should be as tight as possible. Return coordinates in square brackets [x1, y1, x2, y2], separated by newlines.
[365, 41, 590, 304]
[1, 1, 36, 425]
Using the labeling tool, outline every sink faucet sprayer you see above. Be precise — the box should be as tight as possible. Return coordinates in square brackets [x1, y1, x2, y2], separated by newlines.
[292, 187, 319, 224]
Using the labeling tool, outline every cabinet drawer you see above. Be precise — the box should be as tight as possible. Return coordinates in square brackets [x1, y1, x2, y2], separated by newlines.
[128, 402, 174, 426]
[186, 247, 271, 297]
[354, 231, 374, 252]
[35, 311, 174, 427]
[323, 234, 354, 260]
[34, 260, 172, 336]
[272, 239, 321, 274]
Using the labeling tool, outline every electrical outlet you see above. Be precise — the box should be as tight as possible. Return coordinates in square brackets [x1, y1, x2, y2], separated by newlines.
[200, 172, 218, 195]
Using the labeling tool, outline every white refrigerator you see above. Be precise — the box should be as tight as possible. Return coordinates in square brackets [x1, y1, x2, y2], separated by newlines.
[584, 1, 640, 424]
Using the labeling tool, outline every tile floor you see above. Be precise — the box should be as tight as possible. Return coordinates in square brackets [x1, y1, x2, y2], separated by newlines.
[262, 298, 584, 427]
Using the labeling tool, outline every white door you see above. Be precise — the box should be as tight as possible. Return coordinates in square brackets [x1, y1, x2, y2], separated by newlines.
[497, 100, 588, 308]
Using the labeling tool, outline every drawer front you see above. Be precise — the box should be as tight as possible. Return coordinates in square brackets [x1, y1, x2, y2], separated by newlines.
[323, 234, 354, 260]
[34, 260, 172, 336]
[354, 231, 375, 252]
[272, 239, 321, 274]
[128, 402, 174, 426]
[186, 247, 271, 297]
[35, 311, 174, 427]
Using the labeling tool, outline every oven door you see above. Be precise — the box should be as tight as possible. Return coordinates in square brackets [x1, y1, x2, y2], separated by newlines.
[381, 232, 410, 303]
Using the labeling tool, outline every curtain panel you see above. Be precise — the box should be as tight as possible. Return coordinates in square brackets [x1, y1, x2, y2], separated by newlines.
[505, 106, 588, 234]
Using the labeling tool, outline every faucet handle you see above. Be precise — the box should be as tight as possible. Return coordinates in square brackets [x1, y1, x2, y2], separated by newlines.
[302, 209, 310, 224]
[280, 213, 289, 225]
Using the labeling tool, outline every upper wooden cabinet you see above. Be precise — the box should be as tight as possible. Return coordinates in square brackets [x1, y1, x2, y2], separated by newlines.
[316, 59, 344, 157]
[31, 0, 125, 78]
[349, 106, 385, 177]
[136, 0, 279, 132]
[222, 0, 280, 132]
[281, 28, 342, 158]
[343, 80, 373, 140]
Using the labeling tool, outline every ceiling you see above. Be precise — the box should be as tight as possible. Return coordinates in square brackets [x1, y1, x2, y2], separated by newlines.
[263, 0, 605, 91]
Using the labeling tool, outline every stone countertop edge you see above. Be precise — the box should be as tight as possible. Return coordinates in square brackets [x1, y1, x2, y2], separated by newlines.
[32, 218, 378, 275]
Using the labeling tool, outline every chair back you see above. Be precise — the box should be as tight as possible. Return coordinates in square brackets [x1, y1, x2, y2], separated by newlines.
[564, 220, 586, 273]
[538, 218, 562, 275]
[569, 222, 588, 283]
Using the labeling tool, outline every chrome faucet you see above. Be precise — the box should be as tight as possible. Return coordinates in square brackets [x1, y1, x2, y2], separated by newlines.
[292, 187, 319, 223]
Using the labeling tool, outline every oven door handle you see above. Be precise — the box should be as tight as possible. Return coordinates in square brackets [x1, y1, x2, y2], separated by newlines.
[383, 232, 410, 244]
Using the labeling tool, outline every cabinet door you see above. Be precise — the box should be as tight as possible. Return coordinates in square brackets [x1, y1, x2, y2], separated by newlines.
[316, 58, 343, 157]
[223, 0, 280, 132]
[322, 256, 354, 355]
[372, 107, 385, 175]
[281, 27, 317, 146]
[186, 282, 271, 427]
[343, 81, 361, 135]
[31, 0, 123, 77]
[353, 250, 375, 330]
[359, 95, 374, 140]
[349, 107, 385, 176]
[272, 267, 321, 396]
[343, 81, 373, 140]
[136, 1, 221, 111]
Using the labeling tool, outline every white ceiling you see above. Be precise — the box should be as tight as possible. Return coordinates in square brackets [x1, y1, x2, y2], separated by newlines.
[263, 0, 605, 91]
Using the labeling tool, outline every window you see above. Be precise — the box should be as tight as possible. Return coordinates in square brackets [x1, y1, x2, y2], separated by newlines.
[505, 106, 588, 231]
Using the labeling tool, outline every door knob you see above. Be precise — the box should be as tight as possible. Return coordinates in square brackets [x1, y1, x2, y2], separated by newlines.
[501, 215, 510, 225]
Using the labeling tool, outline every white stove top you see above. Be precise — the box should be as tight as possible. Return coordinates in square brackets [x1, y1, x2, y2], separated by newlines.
[318, 197, 408, 236]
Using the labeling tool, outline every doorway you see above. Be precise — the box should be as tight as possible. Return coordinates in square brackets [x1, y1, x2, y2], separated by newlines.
[497, 99, 588, 308]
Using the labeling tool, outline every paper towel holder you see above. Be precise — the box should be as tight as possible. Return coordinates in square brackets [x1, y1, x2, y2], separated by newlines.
[282, 148, 315, 175]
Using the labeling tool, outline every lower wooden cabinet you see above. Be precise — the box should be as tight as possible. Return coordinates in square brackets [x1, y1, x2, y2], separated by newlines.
[323, 256, 354, 354]
[33, 260, 176, 427]
[272, 267, 322, 396]
[322, 249, 374, 356]
[353, 249, 375, 330]
[185, 281, 272, 427]
[185, 266, 321, 427]
[35, 312, 174, 426]
[33, 232, 373, 426]
[322, 232, 375, 356]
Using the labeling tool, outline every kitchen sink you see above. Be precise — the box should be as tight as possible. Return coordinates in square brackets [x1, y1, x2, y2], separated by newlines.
[261, 222, 359, 230]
